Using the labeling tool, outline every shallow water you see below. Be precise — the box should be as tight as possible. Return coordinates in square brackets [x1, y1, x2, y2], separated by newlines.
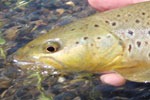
[0, 0, 150, 100]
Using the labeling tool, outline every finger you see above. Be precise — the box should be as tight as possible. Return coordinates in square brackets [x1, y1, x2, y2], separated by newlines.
[100, 73, 126, 86]
[88, 0, 150, 11]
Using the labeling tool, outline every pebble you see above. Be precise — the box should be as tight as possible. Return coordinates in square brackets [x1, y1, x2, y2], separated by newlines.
[54, 91, 76, 100]
[56, 8, 65, 15]
[58, 77, 66, 83]
[66, 1, 75, 6]
[3, 26, 20, 41]
[40, 30, 48, 34]
[73, 96, 81, 100]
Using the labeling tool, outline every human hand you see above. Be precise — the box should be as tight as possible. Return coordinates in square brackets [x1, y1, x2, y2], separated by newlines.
[88, 0, 150, 11]
[100, 72, 126, 86]
[88, 0, 150, 86]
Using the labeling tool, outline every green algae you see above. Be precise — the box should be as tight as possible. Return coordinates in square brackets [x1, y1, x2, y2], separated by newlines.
[28, 71, 53, 100]
[14, 0, 33, 9]
[0, 30, 6, 59]
[0, 37, 5, 45]
[38, 92, 53, 100]
[4, 1, 11, 6]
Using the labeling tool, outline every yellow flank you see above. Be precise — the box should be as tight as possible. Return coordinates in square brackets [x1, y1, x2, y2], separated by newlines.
[12, 1, 150, 82]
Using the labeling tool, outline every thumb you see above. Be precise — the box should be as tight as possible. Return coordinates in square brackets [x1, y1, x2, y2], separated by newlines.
[88, 0, 150, 11]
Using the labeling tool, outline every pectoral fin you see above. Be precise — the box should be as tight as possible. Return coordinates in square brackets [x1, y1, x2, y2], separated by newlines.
[114, 65, 150, 82]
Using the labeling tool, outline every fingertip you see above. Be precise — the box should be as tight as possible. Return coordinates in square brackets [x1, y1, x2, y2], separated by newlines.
[132, 0, 150, 3]
[88, 0, 107, 11]
[88, 0, 150, 12]
[88, 0, 131, 11]
[100, 73, 126, 86]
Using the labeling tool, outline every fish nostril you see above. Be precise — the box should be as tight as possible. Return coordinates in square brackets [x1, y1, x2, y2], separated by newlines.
[7, 53, 19, 63]
[6, 55, 14, 63]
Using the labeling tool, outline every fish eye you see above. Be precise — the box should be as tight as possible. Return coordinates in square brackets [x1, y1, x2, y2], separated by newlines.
[47, 46, 57, 52]
[44, 41, 60, 53]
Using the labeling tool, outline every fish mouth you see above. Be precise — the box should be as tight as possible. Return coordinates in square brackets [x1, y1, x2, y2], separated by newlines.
[12, 59, 54, 71]
[13, 59, 34, 66]
[10, 53, 68, 72]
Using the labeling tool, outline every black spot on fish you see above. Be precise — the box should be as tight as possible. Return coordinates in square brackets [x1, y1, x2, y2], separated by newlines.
[125, 19, 128, 22]
[128, 30, 133, 35]
[94, 24, 99, 27]
[135, 19, 140, 23]
[84, 37, 88, 40]
[117, 14, 120, 17]
[75, 41, 79, 44]
[128, 44, 132, 52]
[137, 41, 141, 47]
[105, 20, 109, 24]
[71, 29, 75, 31]
[142, 12, 145, 15]
[145, 41, 148, 45]
[148, 53, 150, 58]
[80, 27, 83, 30]
[97, 37, 101, 39]
[112, 22, 116, 26]
[91, 43, 94, 46]
[148, 31, 150, 35]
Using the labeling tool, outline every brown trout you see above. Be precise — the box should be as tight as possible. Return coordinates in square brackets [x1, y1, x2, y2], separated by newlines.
[12, 2, 150, 82]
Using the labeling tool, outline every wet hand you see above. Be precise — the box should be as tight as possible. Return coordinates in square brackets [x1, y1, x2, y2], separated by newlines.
[88, 0, 150, 11]
[100, 72, 126, 86]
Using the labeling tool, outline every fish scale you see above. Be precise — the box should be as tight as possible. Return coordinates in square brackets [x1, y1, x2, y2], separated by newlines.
[95, 2, 150, 63]
[12, 1, 150, 82]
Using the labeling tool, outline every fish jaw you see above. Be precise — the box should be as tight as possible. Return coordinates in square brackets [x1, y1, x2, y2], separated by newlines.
[11, 49, 65, 72]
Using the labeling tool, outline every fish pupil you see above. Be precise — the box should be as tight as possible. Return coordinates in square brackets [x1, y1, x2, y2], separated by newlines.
[47, 46, 56, 52]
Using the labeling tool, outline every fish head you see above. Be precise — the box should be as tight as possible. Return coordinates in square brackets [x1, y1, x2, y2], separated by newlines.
[12, 20, 124, 72]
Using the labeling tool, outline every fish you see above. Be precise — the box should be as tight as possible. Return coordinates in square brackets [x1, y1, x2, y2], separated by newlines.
[12, 1, 150, 82]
